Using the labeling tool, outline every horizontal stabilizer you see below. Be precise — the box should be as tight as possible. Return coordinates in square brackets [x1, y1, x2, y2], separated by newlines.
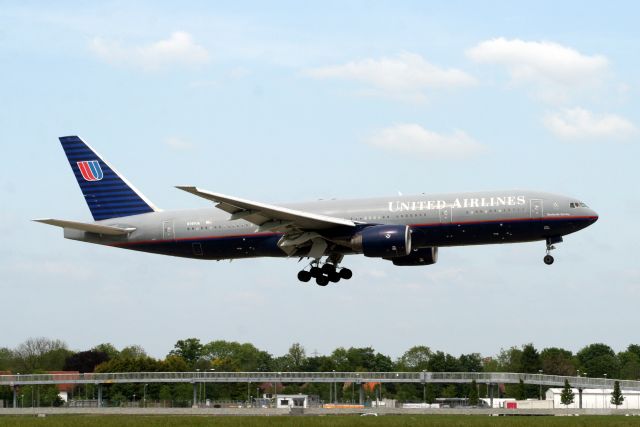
[33, 218, 135, 236]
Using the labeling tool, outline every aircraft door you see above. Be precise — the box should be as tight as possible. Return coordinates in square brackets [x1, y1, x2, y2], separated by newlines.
[530, 199, 543, 218]
[439, 206, 452, 224]
[162, 220, 175, 240]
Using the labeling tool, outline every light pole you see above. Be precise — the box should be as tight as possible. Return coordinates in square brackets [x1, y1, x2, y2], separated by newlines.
[538, 370, 543, 400]
[422, 370, 426, 404]
[603, 373, 607, 409]
[143, 384, 148, 408]
[332, 370, 336, 404]
[275, 372, 281, 407]
[196, 369, 201, 406]
[210, 368, 215, 406]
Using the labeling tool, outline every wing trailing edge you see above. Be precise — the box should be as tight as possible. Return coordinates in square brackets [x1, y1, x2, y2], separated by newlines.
[175, 186, 355, 230]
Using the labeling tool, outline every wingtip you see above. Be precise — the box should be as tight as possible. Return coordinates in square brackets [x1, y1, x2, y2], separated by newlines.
[175, 185, 197, 191]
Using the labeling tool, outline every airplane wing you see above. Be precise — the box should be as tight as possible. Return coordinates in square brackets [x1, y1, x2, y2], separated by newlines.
[176, 186, 355, 232]
[33, 218, 136, 236]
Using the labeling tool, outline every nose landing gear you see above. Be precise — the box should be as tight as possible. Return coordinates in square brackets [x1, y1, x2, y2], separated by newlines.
[543, 236, 563, 265]
[297, 257, 352, 286]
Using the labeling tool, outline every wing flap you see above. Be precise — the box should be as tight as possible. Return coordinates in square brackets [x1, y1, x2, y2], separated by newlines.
[176, 186, 355, 230]
[33, 218, 135, 236]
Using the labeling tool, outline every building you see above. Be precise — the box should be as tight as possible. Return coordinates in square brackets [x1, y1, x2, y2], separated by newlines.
[546, 388, 640, 409]
[274, 394, 308, 409]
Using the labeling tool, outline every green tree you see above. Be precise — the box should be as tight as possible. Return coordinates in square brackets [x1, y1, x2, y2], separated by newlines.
[0, 347, 14, 371]
[168, 338, 203, 368]
[163, 355, 189, 372]
[441, 384, 457, 398]
[516, 379, 526, 400]
[577, 343, 619, 378]
[540, 347, 577, 376]
[520, 344, 541, 373]
[560, 379, 575, 407]
[627, 344, 640, 360]
[283, 343, 306, 371]
[159, 385, 172, 404]
[93, 343, 120, 359]
[427, 351, 460, 372]
[459, 353, 483, 373]
[119, 345, 147, 359]
[611, 381, 624, 408]
[468, 380, 479, 406]
[397, 346, 432, 371]
[425, 383, 436, 404]
[618, 348, 640, 380]
[496, 346, 522, 372]
[12, 337, 71, 373]
[202, 340, 271, 372]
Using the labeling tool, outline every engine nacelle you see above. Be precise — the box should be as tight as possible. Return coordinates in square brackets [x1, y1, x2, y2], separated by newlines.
[351, 225, 411, 258]
[390, 247, 438, 266]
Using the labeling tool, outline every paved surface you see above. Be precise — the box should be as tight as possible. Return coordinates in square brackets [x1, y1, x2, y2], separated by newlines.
[2, 407, 640, 416]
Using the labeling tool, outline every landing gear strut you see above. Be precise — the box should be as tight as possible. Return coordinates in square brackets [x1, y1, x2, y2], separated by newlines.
[543, 236, 563, 265]
[297, 257, 352, 286]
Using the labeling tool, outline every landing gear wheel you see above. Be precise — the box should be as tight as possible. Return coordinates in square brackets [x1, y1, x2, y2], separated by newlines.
[297, 270, 311, 282]
[309, 266, 322, 278]
[543, 255, 554, 265]
[328, 271, 340, 283]
[321, 263, 336, 274]
[339, 268, 353, 280]
[316, 275, 329, 286]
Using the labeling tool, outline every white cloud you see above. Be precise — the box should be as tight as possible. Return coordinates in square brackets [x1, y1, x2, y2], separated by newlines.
[543, 107, 636, 140]
[467, 38, 608, 85]
[90, 31, 210, 70]
[304, 52, 476, 101]
[365, 124, 484, 158]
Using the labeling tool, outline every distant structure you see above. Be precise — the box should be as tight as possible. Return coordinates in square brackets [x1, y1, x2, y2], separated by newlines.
[546, 388, 640, 409]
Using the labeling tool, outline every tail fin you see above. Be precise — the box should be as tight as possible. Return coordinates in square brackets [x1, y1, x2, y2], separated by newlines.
[59, 136, 158, 221]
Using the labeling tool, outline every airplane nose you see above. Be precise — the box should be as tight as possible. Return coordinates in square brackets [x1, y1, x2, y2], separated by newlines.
[589, 209, 599, 223]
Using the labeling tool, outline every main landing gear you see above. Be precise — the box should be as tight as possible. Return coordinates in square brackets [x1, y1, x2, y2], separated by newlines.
[543, 236, 563, 265]
[297, 260, 352, 286]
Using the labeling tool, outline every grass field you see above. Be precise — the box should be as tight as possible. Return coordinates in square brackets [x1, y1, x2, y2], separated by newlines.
[1, 415, 640, 427]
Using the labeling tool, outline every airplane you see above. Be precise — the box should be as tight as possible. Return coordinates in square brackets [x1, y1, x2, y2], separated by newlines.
[35, 136, 599, 286]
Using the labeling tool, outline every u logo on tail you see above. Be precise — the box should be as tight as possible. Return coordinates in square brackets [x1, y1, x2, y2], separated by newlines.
[77, 160, 103, 181]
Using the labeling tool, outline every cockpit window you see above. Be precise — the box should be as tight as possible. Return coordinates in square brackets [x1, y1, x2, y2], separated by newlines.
[570, 202, 589, 208]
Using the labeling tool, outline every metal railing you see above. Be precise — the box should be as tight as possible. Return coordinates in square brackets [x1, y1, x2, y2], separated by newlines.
[1, 371, 638, 390]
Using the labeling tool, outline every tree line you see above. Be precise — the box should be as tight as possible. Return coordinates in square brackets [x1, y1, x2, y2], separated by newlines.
[1, 338, 639, 405]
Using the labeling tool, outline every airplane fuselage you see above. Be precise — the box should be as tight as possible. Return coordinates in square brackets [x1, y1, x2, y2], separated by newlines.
[65, 190, 598, 261]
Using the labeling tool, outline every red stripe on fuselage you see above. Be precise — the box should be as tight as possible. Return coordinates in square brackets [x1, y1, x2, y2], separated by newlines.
[109, 231, 282, 247]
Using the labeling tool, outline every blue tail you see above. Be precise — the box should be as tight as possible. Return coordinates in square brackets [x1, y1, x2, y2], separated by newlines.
[59, 136, 158, 221]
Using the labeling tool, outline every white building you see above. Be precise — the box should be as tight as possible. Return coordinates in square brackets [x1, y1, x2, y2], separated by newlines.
[274, 394, 308, 409]
[546, 388, 640, 409]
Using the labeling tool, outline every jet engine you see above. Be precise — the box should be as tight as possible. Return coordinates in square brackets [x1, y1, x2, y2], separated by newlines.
[350, 225, 411, 258]
[389, 247, 438, 266]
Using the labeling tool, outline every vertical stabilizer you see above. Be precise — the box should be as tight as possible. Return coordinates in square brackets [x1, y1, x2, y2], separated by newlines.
[59, 136, 158, 220]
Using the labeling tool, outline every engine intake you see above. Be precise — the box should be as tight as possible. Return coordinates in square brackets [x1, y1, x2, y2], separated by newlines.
[390, 247, 438, 266]
[351, 225, 411, 258]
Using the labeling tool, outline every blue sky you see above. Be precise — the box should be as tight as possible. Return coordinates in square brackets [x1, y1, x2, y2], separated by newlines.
[1, 1, 639, 360]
